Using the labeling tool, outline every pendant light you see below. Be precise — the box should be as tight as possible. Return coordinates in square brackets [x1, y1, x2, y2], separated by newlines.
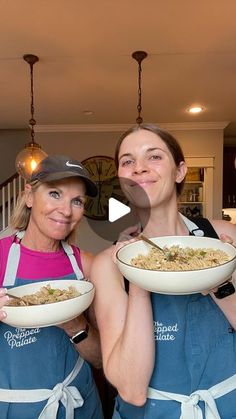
[15, 54, 47, 180]
[132, 50, 148, 124]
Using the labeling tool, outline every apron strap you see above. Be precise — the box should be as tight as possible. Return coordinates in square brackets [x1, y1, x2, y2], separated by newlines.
[147, 373, 236, 419]
[61, 241, 84, 280]
[3, 233, 84, 286]
[3, 243, 21, 286]
[179, 213, 204, 236]
[0, 357, 85, 419]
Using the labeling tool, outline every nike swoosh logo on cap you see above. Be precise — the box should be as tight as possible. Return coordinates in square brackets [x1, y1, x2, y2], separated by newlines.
[66, 161, 83, 169]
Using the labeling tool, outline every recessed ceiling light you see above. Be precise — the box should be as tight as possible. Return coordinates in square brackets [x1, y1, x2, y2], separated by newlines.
[83, 110, 94, 116]
[187, 106, 204, 114]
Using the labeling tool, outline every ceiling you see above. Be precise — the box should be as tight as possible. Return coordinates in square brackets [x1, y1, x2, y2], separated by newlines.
[0, 0, 236, 140]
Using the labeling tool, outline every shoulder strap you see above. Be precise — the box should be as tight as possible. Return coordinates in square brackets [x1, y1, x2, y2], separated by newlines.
[3, 242, 21, 286]
[3, 233, 84, 286]
[188, 217, 219, 239]
[3, 231, 25, 286]
[180, 213, 219, 238]
[61, 241, 84, 280]
[179, 213, 204, 236]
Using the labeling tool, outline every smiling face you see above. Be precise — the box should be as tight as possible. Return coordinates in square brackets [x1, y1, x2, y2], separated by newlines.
[117, 129, 187, 209]
[25, 177, 86, 245]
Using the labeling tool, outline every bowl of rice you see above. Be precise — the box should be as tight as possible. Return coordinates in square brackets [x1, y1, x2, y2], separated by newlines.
[3, 279, 95, 328]
[116, 236, 236, 294]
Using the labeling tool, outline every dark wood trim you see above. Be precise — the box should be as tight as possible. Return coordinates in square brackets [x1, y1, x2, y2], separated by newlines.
[0, 173, 19, 189]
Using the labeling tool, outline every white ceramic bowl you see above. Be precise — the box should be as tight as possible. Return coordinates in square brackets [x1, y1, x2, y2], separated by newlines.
[116, 236, 236, 295]
[3, 279, 95, 328]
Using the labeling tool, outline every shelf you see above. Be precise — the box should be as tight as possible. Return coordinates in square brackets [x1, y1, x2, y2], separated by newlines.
[179, 201, 203, 204]
[185, 180, 203, 184]
[180, 166, 205, 217]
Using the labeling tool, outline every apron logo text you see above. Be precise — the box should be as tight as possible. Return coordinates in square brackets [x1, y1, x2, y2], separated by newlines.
[153, 321, 179, 341]
[4, 327, 40, 349]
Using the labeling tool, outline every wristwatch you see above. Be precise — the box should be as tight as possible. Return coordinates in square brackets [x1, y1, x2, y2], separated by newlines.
[69, 324, 89, 344]
[213, 280, 235, 299]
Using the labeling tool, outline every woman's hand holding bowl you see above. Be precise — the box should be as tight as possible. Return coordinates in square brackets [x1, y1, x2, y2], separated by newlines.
[0, 288, 8, 321]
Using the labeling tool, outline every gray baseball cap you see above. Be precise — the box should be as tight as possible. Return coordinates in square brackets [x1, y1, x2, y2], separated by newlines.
[30, 154, 97, 197]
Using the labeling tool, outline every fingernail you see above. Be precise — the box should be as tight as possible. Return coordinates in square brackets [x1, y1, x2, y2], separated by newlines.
[0, 288, 7, 296]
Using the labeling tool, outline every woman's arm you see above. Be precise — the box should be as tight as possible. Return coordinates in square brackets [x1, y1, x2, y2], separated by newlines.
[209, 220, 236, 329]
[59, 312, 102, 368]
[90, 244, 155, 406]
[58, 250, 102, 369]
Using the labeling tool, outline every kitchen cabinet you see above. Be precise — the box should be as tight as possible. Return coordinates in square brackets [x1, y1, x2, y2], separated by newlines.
[178, 158, 214, 219]
[179, 180, 204, 218]
[179, 167, 204, 218]
[223, 147, 236, 208]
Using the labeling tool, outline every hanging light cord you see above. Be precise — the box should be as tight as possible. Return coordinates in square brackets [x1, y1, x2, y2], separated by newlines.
[137, 58, 143, 124]
[29, 61, 36, 144]
[15, 53, 47, 180]
[132, 50, 148, 124]
[23, 54, 39, 145]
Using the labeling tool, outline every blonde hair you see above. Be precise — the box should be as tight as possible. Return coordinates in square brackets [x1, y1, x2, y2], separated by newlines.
[10, 180, 79, 245]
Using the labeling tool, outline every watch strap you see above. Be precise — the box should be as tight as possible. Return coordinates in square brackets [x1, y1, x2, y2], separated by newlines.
[213, 280, 235, 299]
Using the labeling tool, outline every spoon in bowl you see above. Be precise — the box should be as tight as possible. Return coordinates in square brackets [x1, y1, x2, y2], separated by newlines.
[6, 292, 36, 306]
[139, 234, 177, 261]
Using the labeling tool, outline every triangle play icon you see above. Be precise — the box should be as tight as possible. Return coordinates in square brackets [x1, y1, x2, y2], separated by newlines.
[108, 197, 131, 222]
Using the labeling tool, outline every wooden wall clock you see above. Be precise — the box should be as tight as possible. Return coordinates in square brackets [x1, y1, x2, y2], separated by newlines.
[81, 155, 128, 220]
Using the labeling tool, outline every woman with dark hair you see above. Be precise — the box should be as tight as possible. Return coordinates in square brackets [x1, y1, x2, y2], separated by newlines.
[0, 155, 104, 419]
[91, 123, 236, 419]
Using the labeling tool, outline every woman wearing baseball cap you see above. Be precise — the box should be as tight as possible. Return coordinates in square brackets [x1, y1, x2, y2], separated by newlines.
[0, 155, 103, 419]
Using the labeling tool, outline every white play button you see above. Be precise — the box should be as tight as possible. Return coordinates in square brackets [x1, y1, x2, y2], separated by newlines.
[85, 176, 150, 242]
[108, 197, 131, 222]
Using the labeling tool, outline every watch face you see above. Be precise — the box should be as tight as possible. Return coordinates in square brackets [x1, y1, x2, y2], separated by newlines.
[70, 329, 88, 344]
[81, 156, 128, 220]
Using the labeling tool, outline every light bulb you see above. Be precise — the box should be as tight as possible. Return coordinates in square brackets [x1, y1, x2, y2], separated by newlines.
[30, 159, 37, 172]
[15, 143, 47, 180]
[188, 106, 204, 114]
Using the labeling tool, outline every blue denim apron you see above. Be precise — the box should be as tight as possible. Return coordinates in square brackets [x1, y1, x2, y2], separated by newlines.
[113, 216, 236, 419]
[0, 234, 103, 419]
